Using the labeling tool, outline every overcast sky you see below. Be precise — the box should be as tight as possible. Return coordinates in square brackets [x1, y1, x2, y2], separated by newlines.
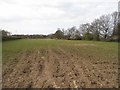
[0, 0, 119, 35]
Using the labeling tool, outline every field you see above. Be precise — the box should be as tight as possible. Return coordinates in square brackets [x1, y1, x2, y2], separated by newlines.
[2, 39, 118, 88]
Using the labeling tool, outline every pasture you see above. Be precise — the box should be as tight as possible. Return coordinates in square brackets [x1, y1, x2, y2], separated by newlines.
[2, 39, 118, 88]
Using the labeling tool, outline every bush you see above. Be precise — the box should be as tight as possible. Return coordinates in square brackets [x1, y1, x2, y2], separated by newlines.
[83, 32, 93, 40]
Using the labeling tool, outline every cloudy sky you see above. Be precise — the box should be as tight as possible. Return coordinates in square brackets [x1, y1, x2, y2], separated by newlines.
[0, 0, 119, 35]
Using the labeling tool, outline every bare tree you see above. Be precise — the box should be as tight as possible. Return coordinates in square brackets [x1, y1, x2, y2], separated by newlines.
[99, 14, 113, 40]
[0, 30, 11, 37]
[67, 26, 77, 40]
[79, 23, 91, 35]
[112, 11, 118, 41]
[91, 19, 101, 40]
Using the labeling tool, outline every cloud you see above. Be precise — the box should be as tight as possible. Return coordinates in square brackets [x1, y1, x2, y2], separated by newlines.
[0, 0, 119, 34]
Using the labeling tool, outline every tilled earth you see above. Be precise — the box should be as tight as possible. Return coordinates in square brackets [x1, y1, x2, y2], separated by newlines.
[0, 64, 2, 89]
[2, 47, 118, 88]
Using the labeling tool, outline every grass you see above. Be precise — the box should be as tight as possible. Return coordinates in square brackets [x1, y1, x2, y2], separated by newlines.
[0, 42, 2, 64]
[2, 39, 118, 64]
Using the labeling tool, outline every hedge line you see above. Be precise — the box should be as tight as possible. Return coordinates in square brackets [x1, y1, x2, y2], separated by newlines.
[2, 36, 22, 41]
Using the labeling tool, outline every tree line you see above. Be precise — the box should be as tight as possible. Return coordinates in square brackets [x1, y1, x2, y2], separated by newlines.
[52, 11, 119, 41]
[0, 30, 49, 41]
[1, 11, 119, 41]
[0, 30, 22, 41]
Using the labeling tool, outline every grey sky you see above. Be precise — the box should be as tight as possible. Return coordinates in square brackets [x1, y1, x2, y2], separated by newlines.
[0, 0, 119, 35]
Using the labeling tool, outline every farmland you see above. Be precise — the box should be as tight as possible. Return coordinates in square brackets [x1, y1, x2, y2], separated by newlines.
[2, 39, 118, 88]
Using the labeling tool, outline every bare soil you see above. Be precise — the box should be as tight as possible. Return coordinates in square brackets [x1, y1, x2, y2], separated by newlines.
[0, 64, 2, 89]
[2, 47, 118, 88]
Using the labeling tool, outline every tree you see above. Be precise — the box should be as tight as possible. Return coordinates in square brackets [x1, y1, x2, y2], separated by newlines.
[74, 30, 82, 40]
[79, 23, 94, 40]
[79, 23, 91, 35]
[99, 14, 113, 41]
[112, 11, 119, 41]
[1, 30, 11, 37]
[54, 28, 64, 39]
[68, 26, 77, 40]
[91, 19, 101, 41]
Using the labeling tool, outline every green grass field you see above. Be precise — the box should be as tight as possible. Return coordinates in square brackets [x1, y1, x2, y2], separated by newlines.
[2, 39, 118, 64]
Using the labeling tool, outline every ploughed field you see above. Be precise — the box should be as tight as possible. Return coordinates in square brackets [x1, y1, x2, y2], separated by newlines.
[2, 39, 118, 88]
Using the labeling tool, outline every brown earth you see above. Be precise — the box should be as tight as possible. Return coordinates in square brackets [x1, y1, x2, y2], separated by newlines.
[2, 47, 118, 88]
[0, 64, 2, 89]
